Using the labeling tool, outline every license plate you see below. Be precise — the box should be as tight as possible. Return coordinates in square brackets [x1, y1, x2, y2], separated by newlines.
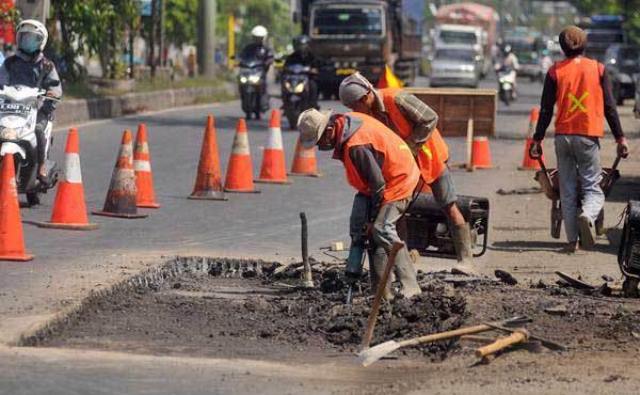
[336, 68, 356, 76]
[0, 103, 29, 114]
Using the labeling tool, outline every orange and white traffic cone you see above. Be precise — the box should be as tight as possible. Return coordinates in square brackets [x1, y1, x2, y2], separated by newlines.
[134, 123, 160, 208]
[224, 119, 260, 193]
[289, 136, 321, 177]
[37, 128, 98, 230]
[0, 154, 33, 261]
[519, 107, 543, 170]
[93, 130, 148, 218]
[256, 110, 291, 184]
[189, 115, 227, 200]
[470, 136, 493, 169]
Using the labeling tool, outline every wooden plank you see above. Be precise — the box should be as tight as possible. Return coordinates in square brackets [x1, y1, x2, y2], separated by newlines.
[405, 88, 497, 137]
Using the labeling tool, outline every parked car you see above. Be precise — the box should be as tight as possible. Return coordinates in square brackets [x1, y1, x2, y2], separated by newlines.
[604, 44, 640, 105]
[429, 46, 480, 88]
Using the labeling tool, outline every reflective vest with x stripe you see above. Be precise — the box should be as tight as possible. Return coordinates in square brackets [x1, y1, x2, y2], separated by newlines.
[552, 56, 605, 137]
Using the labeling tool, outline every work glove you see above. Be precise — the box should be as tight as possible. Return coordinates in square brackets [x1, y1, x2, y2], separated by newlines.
[617, 137, 630, 159]
[529, 140, 543, 159]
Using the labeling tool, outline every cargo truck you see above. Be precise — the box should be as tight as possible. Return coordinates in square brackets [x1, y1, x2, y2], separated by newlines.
[297, 0, 424, 97]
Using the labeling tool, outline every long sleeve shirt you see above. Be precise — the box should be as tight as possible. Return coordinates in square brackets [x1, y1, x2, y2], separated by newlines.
[533, 61, 624, 141]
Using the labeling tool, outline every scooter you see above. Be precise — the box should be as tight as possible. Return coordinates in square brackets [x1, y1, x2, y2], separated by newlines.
[281, 63, 315, 129]
[0, 85, 59, 206]
[238, 58, 268, 120]
[496, 66, 516, 106]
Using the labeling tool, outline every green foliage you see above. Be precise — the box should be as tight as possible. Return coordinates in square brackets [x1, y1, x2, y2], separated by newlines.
[52, 0, 140, 79]
[165, 0, 198, 45]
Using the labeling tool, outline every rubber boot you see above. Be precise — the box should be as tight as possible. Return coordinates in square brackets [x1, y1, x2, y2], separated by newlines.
[452, 223, 473, 263]
[370, 248, 394, 301]
[452, 223, 478, 276]
[393, 246, 422, 298]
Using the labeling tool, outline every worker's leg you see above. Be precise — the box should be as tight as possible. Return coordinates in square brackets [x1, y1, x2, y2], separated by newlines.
[574, 136, 603, 248]
[372, 199, 421, 298]
[555, 135, 579, 245]
[432, 168, 471, 261]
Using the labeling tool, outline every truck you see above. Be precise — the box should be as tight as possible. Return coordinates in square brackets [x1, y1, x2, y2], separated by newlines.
[581, 15, 626, 62]
[297, 0, 424, 97]
[432, 24, 487, 77]
[434, 3, 498, 76]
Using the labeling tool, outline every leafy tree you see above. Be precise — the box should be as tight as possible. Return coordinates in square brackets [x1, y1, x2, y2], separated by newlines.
[165, 0, 198, 45]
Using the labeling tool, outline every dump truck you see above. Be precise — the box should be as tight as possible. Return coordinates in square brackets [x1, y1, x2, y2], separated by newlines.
[297, 0, 424, 97]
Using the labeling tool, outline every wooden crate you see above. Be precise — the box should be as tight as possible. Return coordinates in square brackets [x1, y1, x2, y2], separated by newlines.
[404, 88, 497, 137]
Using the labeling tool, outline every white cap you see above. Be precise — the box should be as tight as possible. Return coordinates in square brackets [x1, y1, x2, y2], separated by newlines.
[297, 108, 333, 149]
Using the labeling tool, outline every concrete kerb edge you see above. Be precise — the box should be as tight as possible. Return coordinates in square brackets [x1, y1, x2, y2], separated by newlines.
[15, 255, 282, 347]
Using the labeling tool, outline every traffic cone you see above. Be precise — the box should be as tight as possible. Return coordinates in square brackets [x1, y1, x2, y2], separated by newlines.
[93, 130, 148, 218]
[189, 115, 227, 200]
[134, 124, 160, 208]
[224, 119, 260, 193]
[37, 128, 98, 230]
[289, 136, 321, 177]
[470, 136, 493, 169]
[256, 110, 291, 184]
[519, 107, 543, 170]
[377, 65, 404, 89]
[0, 154, 33, 261]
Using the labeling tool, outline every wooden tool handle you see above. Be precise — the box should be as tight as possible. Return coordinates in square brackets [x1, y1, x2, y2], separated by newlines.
[460, 335, 496, 344]
[475, 330, 528, 358]
[401, 324, 493, 347]
[361, 242, 404, 349]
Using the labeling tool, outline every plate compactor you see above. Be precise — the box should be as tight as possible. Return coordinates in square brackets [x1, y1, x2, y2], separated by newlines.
[402, 194, 490, 258]
[618, 200, 640, 297]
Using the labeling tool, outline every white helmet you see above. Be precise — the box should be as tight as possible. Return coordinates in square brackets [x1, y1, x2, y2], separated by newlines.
[16, 19, 48, 55]
[251, 25, 268, 39]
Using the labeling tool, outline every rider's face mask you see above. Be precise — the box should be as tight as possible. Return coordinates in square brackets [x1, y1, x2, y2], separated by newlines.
[18, 32, 43, 55]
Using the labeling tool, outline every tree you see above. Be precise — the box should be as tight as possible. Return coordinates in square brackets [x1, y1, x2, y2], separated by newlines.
[52, 0, 140, 80]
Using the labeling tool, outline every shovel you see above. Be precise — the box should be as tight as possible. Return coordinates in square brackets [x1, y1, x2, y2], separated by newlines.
[357, 316, 531, 367]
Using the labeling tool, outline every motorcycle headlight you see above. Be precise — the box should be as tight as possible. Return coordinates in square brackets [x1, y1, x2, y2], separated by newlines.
[293, 83, 305, 94]
[284, 81, 293, 92]
[248, 74, 261, 84]
[0, 128, 17, 140]
[239, 76, 248, 84]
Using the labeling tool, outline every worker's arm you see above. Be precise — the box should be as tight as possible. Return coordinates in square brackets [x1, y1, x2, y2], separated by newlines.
[533, 70, 557, 141]
[395, 92, 439, 145]
[349, 145, 385, 221]
[601, 69, 625, 141]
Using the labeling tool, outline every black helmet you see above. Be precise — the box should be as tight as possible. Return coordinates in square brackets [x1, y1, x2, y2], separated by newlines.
[293, 35, 310, 54]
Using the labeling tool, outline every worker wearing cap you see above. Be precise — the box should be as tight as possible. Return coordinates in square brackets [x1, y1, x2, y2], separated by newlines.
[530, 26, 629, 253]
[297, 108, 422, 299]
[338, 72, 473, 263]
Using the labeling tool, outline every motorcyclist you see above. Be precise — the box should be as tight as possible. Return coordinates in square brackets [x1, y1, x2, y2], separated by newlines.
[495, 44, 519, 98]
[239, 25, 274, 111]
[0, 19, 62, 185]
[284, 35, 319, 108]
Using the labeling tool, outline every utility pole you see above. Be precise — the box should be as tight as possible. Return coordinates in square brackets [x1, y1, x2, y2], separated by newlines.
[149, 0, 157, 77]
[159, 0, 166, 67]
[198, 0, 217, 77]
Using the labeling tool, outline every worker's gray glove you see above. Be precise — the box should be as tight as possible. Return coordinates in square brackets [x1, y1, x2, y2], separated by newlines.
[529, 140, 543, 159]
[617, 137, 629, 159]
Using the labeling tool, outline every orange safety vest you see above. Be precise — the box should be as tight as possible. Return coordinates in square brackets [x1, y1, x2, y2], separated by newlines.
[553, 56, 605, 137]
[342, 113, 420, 203]
[379, 88, 449, 184]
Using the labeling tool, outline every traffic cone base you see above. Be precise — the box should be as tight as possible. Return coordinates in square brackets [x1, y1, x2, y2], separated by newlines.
[187, 191, 229, 200]
[92, 210, 148, 219]
[36, 221, 99, 230]
[0, 154, 33, 261]
[289, 171, 321, 178]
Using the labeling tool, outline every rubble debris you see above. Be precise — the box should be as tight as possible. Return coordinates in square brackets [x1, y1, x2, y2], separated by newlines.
[495, 269, 518, 285]
[555, 271, 595, 290]
[496, 187, 542, 195]
[544, 304, 568, 316]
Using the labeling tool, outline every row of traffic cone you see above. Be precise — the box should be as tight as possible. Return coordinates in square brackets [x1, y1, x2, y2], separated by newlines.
[190, 110, 320, 197]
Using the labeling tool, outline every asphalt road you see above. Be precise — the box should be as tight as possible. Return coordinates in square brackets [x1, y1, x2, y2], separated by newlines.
[1, 76, 640, 394]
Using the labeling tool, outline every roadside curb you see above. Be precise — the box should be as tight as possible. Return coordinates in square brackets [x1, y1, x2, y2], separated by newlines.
[55, 83, 237, 127]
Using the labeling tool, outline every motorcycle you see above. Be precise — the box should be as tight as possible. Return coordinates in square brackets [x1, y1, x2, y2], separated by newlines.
[281, 63, 315, 130]
[496, 66, 516, 106]
[0, 85, 59, 206]
[238, 58, 268, 120]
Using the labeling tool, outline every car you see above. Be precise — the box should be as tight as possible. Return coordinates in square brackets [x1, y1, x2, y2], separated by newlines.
[429, 46, 480, 88]
[604, 44, 640, 105]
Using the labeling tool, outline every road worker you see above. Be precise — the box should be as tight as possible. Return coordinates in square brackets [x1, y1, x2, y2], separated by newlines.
[338, 72, 473, 263]
[530, 26, 629, 253]
[297, 108, 422, 299]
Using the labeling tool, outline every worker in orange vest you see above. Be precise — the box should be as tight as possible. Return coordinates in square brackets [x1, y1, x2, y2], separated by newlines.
[338, 72, 473, 264]
[297, 108, 422, 299]
[530, 26, 629, 253]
